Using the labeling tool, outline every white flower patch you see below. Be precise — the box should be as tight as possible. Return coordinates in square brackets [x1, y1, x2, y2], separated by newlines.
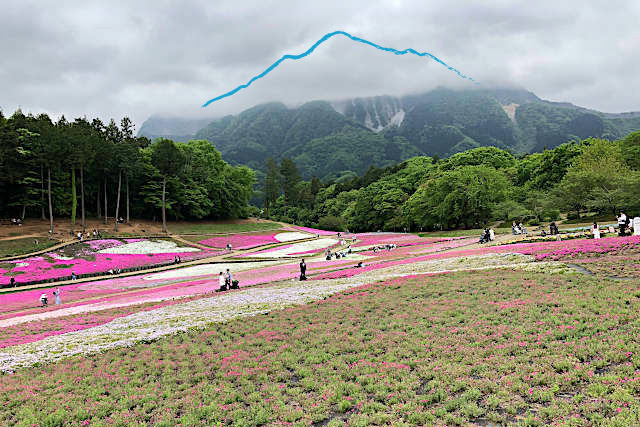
[14, 262, 29, 267]
[0, 279, 369, 372]
[50, 253, 74, 261]
[143, 261, 286, 281]
[274, 232, 312, 242]
[98, 239, 200, 254]
[247, 238, 336, 258]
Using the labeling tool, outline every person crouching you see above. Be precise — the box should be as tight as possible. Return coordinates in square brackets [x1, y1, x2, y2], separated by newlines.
[216, 271, 227, 292]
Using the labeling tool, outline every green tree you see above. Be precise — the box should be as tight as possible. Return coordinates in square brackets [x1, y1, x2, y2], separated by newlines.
[264, 158, 281, 216]
[150, 139, 185, 232]
[280, 158, 301, 205]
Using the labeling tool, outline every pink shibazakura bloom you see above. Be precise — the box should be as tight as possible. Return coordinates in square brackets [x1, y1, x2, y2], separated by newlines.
[0, 247, 221, 286]
[198, 232, 282, 249]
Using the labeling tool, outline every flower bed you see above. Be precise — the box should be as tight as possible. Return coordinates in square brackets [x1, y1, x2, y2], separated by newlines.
[197, 232, 285, 249]
[289, 225, 338, 235]
[2, 267, 638, 425]
[352, 232, 438, 247]
[244, 238, 337, 258]
[0, 239, 220, 286]
[274, 232, 313, 242]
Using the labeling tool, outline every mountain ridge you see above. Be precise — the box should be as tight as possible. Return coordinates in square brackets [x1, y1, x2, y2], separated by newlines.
[138, 87, 640, 181]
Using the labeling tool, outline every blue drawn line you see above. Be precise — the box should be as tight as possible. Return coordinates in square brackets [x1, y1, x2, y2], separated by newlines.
[202, 30, 478, 107]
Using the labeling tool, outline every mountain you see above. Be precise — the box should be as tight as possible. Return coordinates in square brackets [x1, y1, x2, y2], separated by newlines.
[137, 116, 212, 142]
[139, 87, 640, 181]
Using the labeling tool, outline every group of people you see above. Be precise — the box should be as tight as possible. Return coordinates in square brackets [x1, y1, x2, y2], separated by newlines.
[325, 245, 353, 260]
[173, 255, 182, 264]
[479, 228, 496, 244]
[616, 211, 636, 236]
[39, 288, 61, 307]
[76, 229, 102, 241]
[10, 218, 23, 226]
[372, 244, 396, 253]
[216, 268, 238, 292]
[511, 221, 528, 235]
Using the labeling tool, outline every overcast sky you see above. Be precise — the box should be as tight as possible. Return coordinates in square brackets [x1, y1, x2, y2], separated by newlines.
[2, 0, 639, 128]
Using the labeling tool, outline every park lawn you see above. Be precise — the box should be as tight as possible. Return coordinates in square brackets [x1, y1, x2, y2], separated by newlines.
[1, 268, 639, 426]
[0, 238, 59, 259]
[170, 221, 281, 235]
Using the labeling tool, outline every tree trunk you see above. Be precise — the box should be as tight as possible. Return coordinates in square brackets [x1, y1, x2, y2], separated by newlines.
[47, 166, 54, 234]
[104, 178, 108, 225]
[80, 166, 85, 233]
[126, 174, 130, 223]
[97, 186, 101, 219]
[40, 163, 45, 220]
[114, 170, 122, 231]
[161, 176, 167, 233]
[70, 168, 76, 233]
[21, 205, 26, 220]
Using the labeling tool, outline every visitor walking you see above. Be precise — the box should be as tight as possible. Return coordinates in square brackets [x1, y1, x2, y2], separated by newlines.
[53, 288, 61, 305]
[9, 277, 16, 288]
[299, 258, 307, 281]
[71, 272, 77, 280]
[489, 228, 495, 241]
[40, 293, 48, 307]
[591, 222, 601, 239]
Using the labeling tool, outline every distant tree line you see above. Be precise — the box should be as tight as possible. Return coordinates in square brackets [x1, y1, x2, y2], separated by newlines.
[0, 109, 255, 233]
[264, 132, 640, 232]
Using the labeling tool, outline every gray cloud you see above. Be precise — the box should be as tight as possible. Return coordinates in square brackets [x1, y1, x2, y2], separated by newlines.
[1, 0, 639, 128]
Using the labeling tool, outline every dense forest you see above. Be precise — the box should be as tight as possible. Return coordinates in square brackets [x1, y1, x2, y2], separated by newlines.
[0, 110, 255, 232]
[263, 131, 640, 232]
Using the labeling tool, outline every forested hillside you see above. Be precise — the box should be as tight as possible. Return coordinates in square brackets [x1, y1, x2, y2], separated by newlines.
[263, 132, 640, 232]
[141, 87, 640, 181]
[0, 111, 255, 231]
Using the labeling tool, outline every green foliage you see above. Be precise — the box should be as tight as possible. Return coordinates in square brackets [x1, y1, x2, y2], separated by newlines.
[0, 113, 255, 222]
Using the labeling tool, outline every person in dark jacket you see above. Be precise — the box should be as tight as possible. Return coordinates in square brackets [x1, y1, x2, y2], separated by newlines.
[299, 259, 307, 281]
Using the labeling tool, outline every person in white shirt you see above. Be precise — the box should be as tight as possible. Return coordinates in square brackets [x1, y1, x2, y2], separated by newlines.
[591, 222, 601, 239]
[217, 272, 226, 292]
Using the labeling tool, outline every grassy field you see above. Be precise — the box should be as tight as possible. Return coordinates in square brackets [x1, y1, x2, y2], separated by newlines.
[1, 266, 638, 426]
[170, 221, 281, 235]
[0, 237, 59, 259]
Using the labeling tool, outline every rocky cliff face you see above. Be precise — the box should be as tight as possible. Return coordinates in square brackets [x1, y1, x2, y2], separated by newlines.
[333, 95, 405, 132]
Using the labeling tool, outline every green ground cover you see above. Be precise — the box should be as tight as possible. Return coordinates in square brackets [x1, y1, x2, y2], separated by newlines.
[0, 238, 59, 259]
[1, 267, 638, 426]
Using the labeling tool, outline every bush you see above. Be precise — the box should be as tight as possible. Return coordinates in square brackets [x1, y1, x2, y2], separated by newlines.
[527, 218, 541, 226]
[567, 212, 580, 220]
[317, 215, 344, 231]
[543, 208, 561, 221]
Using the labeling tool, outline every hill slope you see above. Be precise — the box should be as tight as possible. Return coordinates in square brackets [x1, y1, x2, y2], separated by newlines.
[139, 87, 640, 180]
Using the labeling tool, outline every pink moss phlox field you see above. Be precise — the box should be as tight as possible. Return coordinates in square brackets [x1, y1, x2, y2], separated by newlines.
[352, 232, 435, 247]
[0, 242, 222, 286]
[84, 239, 124, 251]
[197, 232, 282, 249]
[3, 267, 637, 425]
